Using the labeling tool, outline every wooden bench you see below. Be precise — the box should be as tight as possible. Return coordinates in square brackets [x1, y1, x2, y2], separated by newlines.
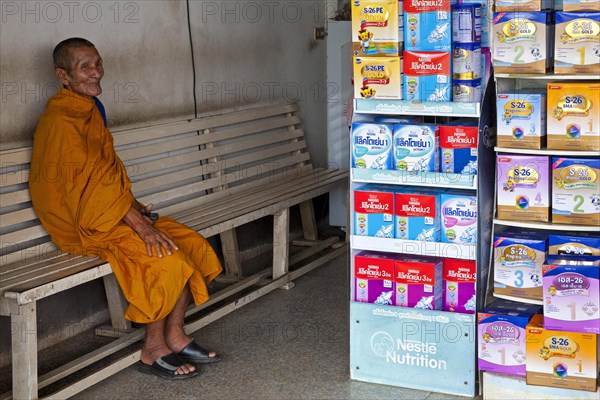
[0, 102, 348, 399]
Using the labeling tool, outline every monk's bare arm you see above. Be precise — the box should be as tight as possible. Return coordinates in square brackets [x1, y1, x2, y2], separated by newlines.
[122, 206, 179, 258]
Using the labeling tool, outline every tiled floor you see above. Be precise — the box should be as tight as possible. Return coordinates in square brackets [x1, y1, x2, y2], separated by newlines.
[74, 251, 481, 400]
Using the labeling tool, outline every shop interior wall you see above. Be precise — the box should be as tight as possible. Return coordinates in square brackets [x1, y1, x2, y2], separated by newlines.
[0, 0, 338, 366]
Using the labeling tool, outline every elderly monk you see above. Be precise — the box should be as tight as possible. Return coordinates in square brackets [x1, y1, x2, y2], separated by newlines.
[29, 37, 223, 380]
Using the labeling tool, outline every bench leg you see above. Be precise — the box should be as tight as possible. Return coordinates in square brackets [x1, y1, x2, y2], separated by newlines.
[102, 274, 132, 332]
[299, 200, 318, 241]
[273, 208, 294, 289]
[12, 302, 38, 400]
[220, 229, 242, 278]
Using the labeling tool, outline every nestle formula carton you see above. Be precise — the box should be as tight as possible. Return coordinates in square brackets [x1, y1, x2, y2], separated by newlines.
[392, 124, 440, 172]
[394, 255, 443, 310]
[394, 189, 440, 241]
[547, 81, 600, 151]
[543, 256, 600, 334]
[555, 12, 600, 75]
[403, 51, 452, 102]
[552, 157, 600, 226]
[352, 0, 400, 56]
[493, 11, 553, 74]
[494, 233, 548, 301]
[404, 0, 451, 52]
[440, 193, 478, 244]
[496, 155, 550, 222]
[351, 122, 393, 170]
[443, 258, 477, 314]
[526, 314, 598, 392]
[354, 251, 396, 305]
[478, 302, 541, 377]
[354, 185, 395, 238]
[439, 121, 478, 174]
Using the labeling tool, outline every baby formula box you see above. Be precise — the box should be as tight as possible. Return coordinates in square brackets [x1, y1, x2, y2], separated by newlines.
[443, 258, 476, 314]
[555, 12, 600, 75]
[453, 42, 482, 80]
[352, 0, 400, 56]
[403, 51, 452, 102]
[394, 189, 440, 241]
[547, 82, 599, 151]
[354, 251, 396, 305]
[439, 122, 478, 174]
[453, 79, 483, 103]
[404, 0, 451, 52]
[461, 0, 491, 47]
[394, 255, 443, 310]
[354, 185, 395, 238]
[478, 304, 540, 377]
[526, 314, 598, 392]
[563, 0, 600, 12]
[549, 233, 600, 256]
[496, 91, 547, 149]
[496, 155, 550, 222]
[440, 193, 478, 244]
[392, 124, 440, 172]
[352, 122, 393, 170]
[543, 256, 600, 334]
[494, 233, 547, 301]
[552, 157, 600, 226]
[452, 3, 482, 43]
[494, 0, 552, 11]
[354, 57, 402, 100]
[493, 11, 553, 74]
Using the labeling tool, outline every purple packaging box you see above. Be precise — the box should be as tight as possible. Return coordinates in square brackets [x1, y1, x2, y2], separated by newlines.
[442, 258, 477, 314]
[354, 251, 395, 305]
[542, 256, 600, 334]
[394, 255, 443, 310]
[477, 305, 538, 377]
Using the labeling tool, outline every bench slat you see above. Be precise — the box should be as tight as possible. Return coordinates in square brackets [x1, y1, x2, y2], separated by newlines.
[0, 188, 31, 209]
[0, 240, 58, 267]
[112, 103, 299, 146]
[1, 223, 48, 245]
[0, 147, 31, 165]
[0, 207, 38, 230]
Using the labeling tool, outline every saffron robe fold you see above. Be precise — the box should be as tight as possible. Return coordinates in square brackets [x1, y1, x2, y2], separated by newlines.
[29, 88, 222, 323]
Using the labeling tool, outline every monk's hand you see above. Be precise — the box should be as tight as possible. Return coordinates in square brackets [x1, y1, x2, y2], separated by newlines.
[123, 205, 179, 257]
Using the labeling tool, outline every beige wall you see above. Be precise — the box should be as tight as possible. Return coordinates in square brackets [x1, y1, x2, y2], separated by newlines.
[1, 0, 337, 164]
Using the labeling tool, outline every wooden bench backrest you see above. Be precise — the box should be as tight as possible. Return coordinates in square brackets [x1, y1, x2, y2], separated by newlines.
[0, 102, 307, 276]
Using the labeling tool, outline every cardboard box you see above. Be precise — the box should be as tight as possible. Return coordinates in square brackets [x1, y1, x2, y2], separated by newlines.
[394, 255, 443, 310]
[439, 123, 478, 174]
[354, 251, 396, 305]
[354, 56, 402, 100]
[547, 81, 600, 151]
[440, 193, 478, 244]
[494, 0, 552, 12]
[403, 51, 451, 102]
[543, 256, 600, 334]
[551, 157, 600, 226]
[496, 92, 547, 149]
[555, 12, 600, 75]
[354, 185, 395, 238]
[526, 314, 599, 392]
[493, 11, 553, 74]
[352, 0, 400, 56]
[392, 124, 439, 172]
[443, 258, 476, 314]
[394, 190, 440, 241]
[478, 304, 539, 376]
[563, 0, 600, 12]
[351, 122, 394, 169]
[404, 0, 451, 52]
[549, 233, 600, 257]
[496, 155, 550, 222]
[494, 234, 548, 301]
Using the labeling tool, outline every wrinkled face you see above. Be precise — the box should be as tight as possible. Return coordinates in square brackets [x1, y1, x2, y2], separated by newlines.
[56, 46, 104, 98]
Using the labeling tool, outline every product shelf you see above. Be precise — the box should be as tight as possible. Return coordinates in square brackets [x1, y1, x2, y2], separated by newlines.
[354, 99, 481, 118]
[351, 235, 476, 260]
[492, 293, 543, 306]
[494, 147, 600, 157]
[495, 73, 600, 81]
[493, 219, 600, 232]
[351, 168, 477, 190]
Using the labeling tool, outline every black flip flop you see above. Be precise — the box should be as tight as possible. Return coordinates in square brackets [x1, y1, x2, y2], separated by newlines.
[136, 353, 199, 380]
[177, 341, 221, 364]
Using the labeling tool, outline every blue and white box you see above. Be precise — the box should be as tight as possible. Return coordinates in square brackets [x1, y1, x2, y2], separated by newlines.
[404, 0, 452, 52]
[354, 185, 395, 238]
[392, 124, 440, 172]
[351, 122, 393, 170]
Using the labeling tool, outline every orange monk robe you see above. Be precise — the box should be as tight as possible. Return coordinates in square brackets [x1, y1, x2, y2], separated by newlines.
[29, 88, 222, 323]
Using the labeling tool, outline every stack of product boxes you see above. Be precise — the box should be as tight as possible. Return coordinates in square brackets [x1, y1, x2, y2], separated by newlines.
[352, 0, 492, 101]
[487, 2, 600, 392]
